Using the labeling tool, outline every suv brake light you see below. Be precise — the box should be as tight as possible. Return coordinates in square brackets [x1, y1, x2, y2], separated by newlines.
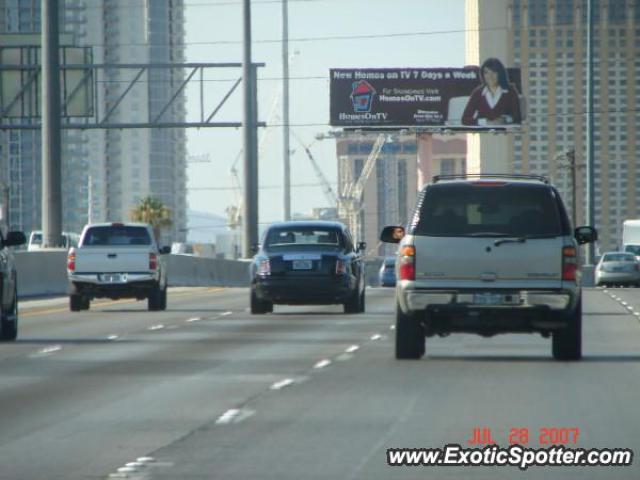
[562, 246, 577, 281]
[67, 249, 76, 272]
[335, 259, 347, 275]
[398, 246, 416, 281]
[149, 252, 158, 270]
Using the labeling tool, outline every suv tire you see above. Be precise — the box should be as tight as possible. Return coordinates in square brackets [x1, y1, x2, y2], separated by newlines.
[395, 303, 425, 359]
[148, 284, 163, 311]
[552, 300, 582, 361]
[343, 289, 361, 314]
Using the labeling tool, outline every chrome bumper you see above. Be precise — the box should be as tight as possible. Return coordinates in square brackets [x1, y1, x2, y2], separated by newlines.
[404, 290, 572, 312]
[68, 273, 157, 285]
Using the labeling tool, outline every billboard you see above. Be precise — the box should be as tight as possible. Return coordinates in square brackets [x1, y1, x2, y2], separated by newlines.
[330, 63, 523, 130]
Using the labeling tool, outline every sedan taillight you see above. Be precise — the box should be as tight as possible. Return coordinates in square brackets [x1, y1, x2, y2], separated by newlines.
[149, 253, 158, 270]
[398, 246, 416, 281]
[67, 249, 76, 272]
[562, 246, 577, 281]
[258, 259, 271, 276]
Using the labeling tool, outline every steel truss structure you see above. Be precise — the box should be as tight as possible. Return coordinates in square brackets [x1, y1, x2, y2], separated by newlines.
[0, 62, 265, 130]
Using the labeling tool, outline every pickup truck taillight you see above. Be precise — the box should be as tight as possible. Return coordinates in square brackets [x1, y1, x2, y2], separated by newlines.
[398, 246, 416, 281]
[67, 249, 76, 272]
[149, 253, 158, 270]
[562, 246, 577, 281]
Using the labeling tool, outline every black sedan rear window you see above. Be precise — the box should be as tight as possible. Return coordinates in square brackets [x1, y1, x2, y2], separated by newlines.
[265, 227, 341, 248]
[82, 226, 152, 246]
[413, 184, 563, 237]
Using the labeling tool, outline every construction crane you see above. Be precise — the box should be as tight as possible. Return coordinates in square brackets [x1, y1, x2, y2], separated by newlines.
[339, 133, 387, 239]
[290, 131, 338, 207]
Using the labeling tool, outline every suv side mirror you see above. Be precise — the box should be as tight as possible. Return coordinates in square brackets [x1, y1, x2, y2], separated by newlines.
[159, 246, 171, 255]
[357, 241, 367, 253]
[575, 226, 598, 245]
[250, 244, 260, 255]
[380, 226, 405, 244]
[4, 231, 26, 247]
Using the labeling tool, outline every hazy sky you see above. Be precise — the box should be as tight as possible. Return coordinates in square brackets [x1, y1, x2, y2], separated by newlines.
[184, 0, 465, 228]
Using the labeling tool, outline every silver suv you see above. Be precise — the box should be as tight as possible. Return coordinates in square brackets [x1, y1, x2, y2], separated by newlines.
[380, 174, 598, 361]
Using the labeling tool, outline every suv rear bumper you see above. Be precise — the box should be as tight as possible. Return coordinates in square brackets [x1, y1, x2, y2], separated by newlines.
[403, 290, 573, 312]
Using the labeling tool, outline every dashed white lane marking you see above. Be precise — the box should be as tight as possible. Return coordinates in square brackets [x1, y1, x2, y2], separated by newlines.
[622, 301, 628, 306]
[270, 378, 295, 390]
[149, 324, 165, 331]
[371, 334, 382, 341]
[117, 466, 138, 473]
[390, 325, 396, 330]
[107, 334, 119, 340]
[125, 462, 144, 468]
[32, 345, 62, 357]
[137, 457, 155, 463]
[186, 316, 201, 323]
[221, 311, 232, 316]
[314, 359, 331, 369]
[345, 345, 360, 354]
[215, 408, 254, 425]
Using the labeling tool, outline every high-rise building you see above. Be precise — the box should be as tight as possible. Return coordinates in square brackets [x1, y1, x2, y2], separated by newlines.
[0, 0, 187, 243]
[466, 0, 640, 251]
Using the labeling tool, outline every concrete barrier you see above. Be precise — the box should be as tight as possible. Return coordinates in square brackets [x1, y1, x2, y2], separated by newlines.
[15, 250, 251, 298]
[16, 249, 69, 297]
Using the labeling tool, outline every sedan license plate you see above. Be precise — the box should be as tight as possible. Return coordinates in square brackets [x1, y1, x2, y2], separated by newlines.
[101, 273, 125, 283]
[292, 260, 313, 270]
[473, 293, 503, 305]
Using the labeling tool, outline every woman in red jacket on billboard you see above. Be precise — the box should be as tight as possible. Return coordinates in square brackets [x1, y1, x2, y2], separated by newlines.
[461, 58, 521, 126]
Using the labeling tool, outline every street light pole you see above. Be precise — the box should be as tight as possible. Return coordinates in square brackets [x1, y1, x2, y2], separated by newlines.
[567, 149, 576, 227]
[282, 0, 291, 221]
[585, 0, 595, 263]
[41, 0, 63, 248]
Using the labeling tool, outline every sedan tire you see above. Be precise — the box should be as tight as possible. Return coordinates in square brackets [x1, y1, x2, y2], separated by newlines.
[250, 289, 272, 314]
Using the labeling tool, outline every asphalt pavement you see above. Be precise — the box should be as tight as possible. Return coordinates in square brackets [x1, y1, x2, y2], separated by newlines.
[1, 287, 639, 479]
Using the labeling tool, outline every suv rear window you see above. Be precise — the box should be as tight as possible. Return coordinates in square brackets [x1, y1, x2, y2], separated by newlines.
[82, 226, 152, 246]
[413, 184, 563, 237]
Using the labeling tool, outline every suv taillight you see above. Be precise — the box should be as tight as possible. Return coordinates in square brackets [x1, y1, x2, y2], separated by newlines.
[398, 246, 416, 281]
[149, 253, 158, 270]
[258, 259, 271, 276]
[562, 246, 577, 281]
[335, 259, 347, 275]
[67, 249, 76, 272]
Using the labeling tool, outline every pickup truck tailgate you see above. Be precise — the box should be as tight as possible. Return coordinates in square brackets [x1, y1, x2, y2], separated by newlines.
[75, 247, 151, 273]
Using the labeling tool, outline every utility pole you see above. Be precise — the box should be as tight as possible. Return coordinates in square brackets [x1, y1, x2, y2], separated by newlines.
[282, 0, 291, 221]
[585, 0, 595, 263]
[87, 175, 93, 224]
[242, 0, 258, 257]
[41, 0, 63, 248]
[567, 149, 577, 228]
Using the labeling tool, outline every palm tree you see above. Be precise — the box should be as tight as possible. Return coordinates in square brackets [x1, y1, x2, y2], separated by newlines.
[130, 196, 172, 242]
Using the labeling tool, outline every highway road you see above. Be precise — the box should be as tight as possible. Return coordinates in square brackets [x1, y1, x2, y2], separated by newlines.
[1, 287, 639, 479]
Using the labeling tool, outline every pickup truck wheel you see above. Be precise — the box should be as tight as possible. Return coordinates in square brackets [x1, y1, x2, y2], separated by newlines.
[70, 294, 84, 312]
[552, 301, 582, 361]
[157, 286, 167, 311]
[0, 288, 18, 341]
[395, 304, 425, 360]
[148, 286, 163, 311]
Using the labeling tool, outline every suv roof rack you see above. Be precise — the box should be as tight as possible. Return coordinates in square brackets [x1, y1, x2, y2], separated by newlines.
[432, 173, 549, 184]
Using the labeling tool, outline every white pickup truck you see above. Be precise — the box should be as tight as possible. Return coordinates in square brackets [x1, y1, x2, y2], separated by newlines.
[67, 223, 170, 312]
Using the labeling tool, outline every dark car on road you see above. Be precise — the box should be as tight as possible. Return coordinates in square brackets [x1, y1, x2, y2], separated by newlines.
[250, 221, 366, 314]
[0, 229, 26, 341]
